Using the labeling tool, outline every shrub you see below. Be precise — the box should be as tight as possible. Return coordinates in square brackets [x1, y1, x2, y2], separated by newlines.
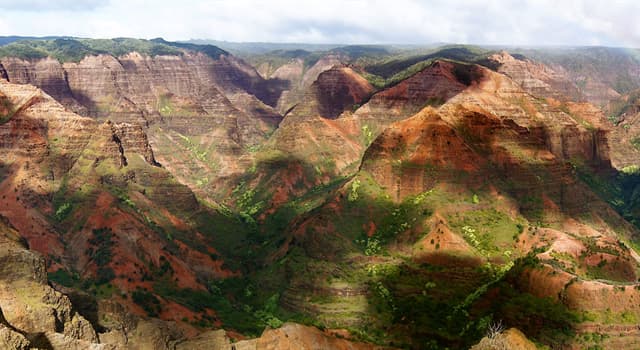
[88, 228, 114, 268]
[132, 289, 161, 317]
[55, 202, 73, 221]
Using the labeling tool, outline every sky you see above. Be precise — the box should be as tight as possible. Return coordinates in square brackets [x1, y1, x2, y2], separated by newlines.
[0, 0, 639, 47]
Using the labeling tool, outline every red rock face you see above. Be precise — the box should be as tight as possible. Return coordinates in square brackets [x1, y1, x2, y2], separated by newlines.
[262, 60, 487, 203]
[1, 52, 281, 121]
[487, 52, 634, 170]
[0, 80, 234, 326]
[0, 52, 294, 205]
[354, 60, 480, 126]
[490, 51, 583, 101]
[289, 66, 374, 119]
[499, 48, 640, 109]
[361, 99, 602, 217]
[362, 108, 483, 200]
[0, 217, 101, 347]
[0, 52, 282, 157]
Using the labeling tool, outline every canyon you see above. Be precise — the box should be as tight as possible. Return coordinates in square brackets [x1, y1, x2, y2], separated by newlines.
[0, 37, 640, 349]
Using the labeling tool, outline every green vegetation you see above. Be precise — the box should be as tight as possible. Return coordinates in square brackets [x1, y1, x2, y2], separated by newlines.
[0, 37, 226, 62]
[132, 289, 162, 317]
[243, 49, 321, 77]
[48, 269, 81, 287]
[347, 179, 361, 202]
[232, 181, 264, 221]
[218, 168, 567, 347]
[448, 208, 523, 258]
[49, 267, 117, 301]
[0, 96, 14, 124]
[157, 95, 200, 117]
[361, 46, 495, 89]
[326, 253, 579, 348]
[573, 160, 640, 229]
[361, 125, 375, 146]
[177, 133, 209, 161]
[17, 41, 640, 350]
[54, 202, 73, 221]
[50, 176, 93, 225]
[87, 228, 116, 284]
[151, 276, 284, 334]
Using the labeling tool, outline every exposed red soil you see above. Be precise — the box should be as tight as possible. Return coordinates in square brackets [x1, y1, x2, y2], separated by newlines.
[413, 214, 481, 265]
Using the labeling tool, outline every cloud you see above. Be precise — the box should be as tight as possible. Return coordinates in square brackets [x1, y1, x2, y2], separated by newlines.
[0, 0, 108, 12]
[0, 0, 109, 12]
[0, 0, 638, 47]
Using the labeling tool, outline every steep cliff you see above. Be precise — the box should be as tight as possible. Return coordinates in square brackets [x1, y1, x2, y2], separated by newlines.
[248, 60, 487, 213]
[261, 54, 344, 114]
[509, 47, 640, 108]
[266, 60, 639, 348]
[490, 51, 583, 102]
[602, 90, 640, 169]
[0, 40, 287, 203]
[0, 80, 236, 331]
[487, 51, 640, 171]
[353, 60, 476, 126]
[288, 65, 374, 119]
[0, 215, 107, 349]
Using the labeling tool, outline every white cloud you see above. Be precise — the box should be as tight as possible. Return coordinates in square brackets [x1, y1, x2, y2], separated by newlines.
[0, 0, 108, 11]
[0, 0, 638, 47]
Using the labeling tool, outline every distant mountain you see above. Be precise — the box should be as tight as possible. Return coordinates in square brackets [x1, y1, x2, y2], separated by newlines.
[0, 35, 70, 46]
[183, 39, 341, 55]
[0, 37, 227, 62]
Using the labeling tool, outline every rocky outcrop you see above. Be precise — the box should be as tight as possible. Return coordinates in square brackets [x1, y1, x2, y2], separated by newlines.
[603, 91, 640, 168]
[273, 55, 344, 114]
[490, 51, 582, 101]
[111, 123, 160, 166]
[0, 52, 282, 126]
[356, 60, 481, 122]
[523, 264, 635, 312]
[517, 47, 640, 108]
[0, 216, 104, 348]
[175, 329, 230, 349]
[4, 41, 640, 349]
[264, 60, 484, 190]
[0, 80, 230, 328]
[0, 214, 222, 350]
[289, 66, 374, 119]
[470, 328, 537, 350]
[0, 90, 11, 120]
[438, 63, 613, 169]
[361, 107, 482, 200]
[360, 101, 602, 218]
[0, 50, 288, 202]
[0, 324, 30, 350]
[488, 52, 626, 169]
[235, 323, 389, 350]
[264, 60, 482, 183]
